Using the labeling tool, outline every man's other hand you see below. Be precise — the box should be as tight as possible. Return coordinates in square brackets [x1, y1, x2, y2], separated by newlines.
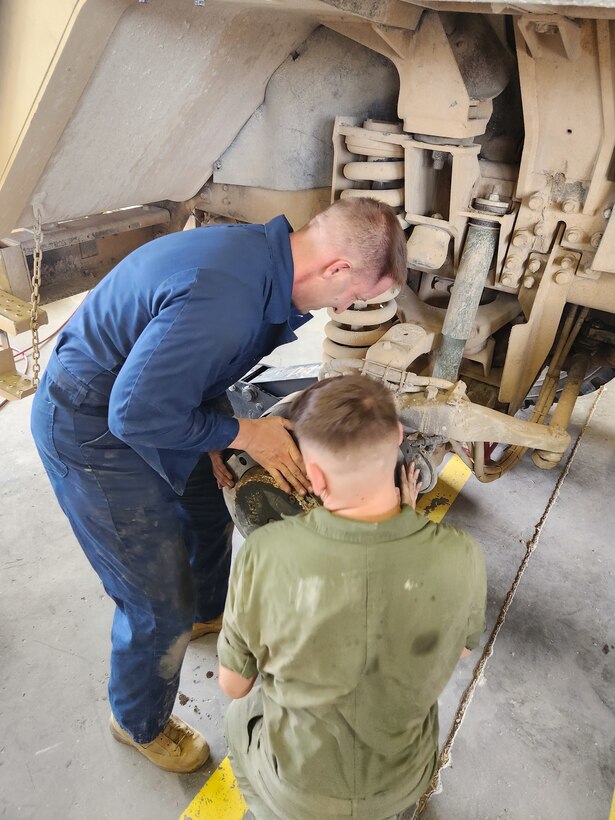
[399, 462, 422, 509]
[230, 416, 311, 496]
[209, 450, 235, 490]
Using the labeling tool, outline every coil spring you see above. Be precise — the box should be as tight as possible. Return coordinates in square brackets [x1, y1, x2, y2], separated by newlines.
[323, 121, 404, 372]
[322, 287, 399, 371]
[340, 119, 405, 209]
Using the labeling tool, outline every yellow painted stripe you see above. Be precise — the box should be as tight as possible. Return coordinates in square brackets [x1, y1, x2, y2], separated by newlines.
[417, 454, 472, 523]
[179, 454, 471, 819]
[179, 756, 246, 820]
[609, 787, 615, 820]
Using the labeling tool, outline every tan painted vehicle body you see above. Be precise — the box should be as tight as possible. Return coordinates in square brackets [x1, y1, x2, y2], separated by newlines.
[1, 0, 614, 481]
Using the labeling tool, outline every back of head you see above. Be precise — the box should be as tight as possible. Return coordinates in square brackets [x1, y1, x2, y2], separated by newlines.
[313, 198, 407, 291]
[290, 374, 400, 461]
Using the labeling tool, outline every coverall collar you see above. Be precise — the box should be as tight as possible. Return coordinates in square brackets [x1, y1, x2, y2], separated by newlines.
[263, 215, 307, 326]
[292, 505, 430, 544]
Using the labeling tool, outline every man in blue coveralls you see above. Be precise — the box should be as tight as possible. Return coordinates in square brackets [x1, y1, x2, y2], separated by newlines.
[30, 198, 408, 773]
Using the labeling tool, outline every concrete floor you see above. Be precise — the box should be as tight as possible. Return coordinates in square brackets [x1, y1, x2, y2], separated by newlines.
[1, 297, 613, 820]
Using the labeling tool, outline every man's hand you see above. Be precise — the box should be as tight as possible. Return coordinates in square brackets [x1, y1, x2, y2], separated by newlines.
[399, 461, 422, 509]
[209, 450, 235, 490]
[230, 416, 311, 495]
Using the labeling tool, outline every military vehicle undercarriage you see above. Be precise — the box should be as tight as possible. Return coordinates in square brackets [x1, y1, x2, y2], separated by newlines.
[2, 0, 614, 490]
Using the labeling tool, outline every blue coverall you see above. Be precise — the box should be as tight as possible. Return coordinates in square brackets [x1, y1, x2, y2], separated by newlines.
[30, 216, 309, 743]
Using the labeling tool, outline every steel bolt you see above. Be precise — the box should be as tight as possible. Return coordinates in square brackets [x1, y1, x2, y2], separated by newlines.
[432, 151, 446, 171]
[590, 232, 603, 248]
[501, 274, 518, 288]
[523, 275, 536, 289]
[529, 195, 543, 211]
[562, 198, 578, 214]
[214, 160, 222, 171]
[534, 221, 547, 236]
[488, 193, 500, 202]
[512, 231, 531, 248]
[603, 207, 612, 219]
[255, 402, 263, 412]
[565, 229, 583, 243]
[241, 385, 258, 402]
[504, 256, 521, 271]
[554, 270, 573, 285]
[559, 255, 576, 269]
[527, 258, 541, 273]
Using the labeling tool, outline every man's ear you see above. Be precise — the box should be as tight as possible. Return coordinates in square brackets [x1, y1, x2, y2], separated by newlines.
[322, 259, 352, 279]
[305, 461, 327, 499]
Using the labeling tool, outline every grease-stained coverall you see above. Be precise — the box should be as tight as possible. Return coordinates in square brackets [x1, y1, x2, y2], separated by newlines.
[30, 217, 309, 743]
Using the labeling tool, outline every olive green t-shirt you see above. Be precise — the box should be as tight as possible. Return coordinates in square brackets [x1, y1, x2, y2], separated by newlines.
[218, 506, 486, 803]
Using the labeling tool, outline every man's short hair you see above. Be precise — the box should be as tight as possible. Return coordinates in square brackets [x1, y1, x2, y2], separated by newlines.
[314, 198, 408, 291]
[290, 374, 399, 455]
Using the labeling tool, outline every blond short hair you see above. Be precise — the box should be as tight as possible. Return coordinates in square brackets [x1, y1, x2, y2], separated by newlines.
[290, 374, 399, 455]
[313, 198, 407, 290]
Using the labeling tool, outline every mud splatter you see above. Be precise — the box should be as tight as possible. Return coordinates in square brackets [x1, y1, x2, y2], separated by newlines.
[178, 692, 190, 706]
[421, 495, 449, 515]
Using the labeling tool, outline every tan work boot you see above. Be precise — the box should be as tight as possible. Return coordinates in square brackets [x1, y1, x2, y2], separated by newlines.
[109, 714, 210, 773]
[191, 613, 223, 640]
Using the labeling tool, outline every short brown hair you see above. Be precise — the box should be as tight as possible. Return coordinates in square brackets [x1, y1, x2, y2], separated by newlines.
[315, 198, 407, 290]
[290, 374, 399, 455]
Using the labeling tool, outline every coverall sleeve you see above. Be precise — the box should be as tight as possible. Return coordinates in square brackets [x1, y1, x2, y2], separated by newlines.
[108, 268, 242, 452]
[464, 536, 487, 650]
[217, 545, 259, 679]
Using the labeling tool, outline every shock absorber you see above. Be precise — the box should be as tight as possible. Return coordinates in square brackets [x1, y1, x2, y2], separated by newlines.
[322, 288, 399, 371]
[340, 119, 405, 209]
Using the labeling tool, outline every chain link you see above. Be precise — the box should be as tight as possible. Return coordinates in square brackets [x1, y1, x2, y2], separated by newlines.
[29, 211, 43, 389]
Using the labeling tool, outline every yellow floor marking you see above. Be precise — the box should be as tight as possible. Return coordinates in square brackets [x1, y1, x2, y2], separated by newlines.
[179, 757, 246, 820]
[417, 454, 472, 523]
[179, 454, 471, 819]
[609, 787, 615, 820]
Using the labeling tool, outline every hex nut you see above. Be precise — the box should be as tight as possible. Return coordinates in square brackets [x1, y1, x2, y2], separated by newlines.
[565, 229, 582, 243]
[241, 385, 258, 402]
[534, 221, 547, 236]
[512, 231, 530, 248]
[528, 195, 543, 211]
[504, 256, 521, 270]
[559, 255, 576, 269]
[527, 258, 541, 273]
[590, 232, 603, 248]
[554, 270, 573, 285]
[562, 199, 578, 214]
[523, 276, 535, 289]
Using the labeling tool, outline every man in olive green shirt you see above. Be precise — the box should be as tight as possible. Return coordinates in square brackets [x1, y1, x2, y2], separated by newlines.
[217, 374, 486, 820]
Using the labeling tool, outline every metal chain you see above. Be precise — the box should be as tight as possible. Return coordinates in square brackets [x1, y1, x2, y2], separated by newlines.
[410, 384, 605, 819]
[29, 211, 43, 389]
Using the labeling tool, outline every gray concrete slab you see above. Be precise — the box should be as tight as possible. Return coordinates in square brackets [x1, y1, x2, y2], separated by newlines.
[422, 389, 615, 820]
[1, 297, 613, 820]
